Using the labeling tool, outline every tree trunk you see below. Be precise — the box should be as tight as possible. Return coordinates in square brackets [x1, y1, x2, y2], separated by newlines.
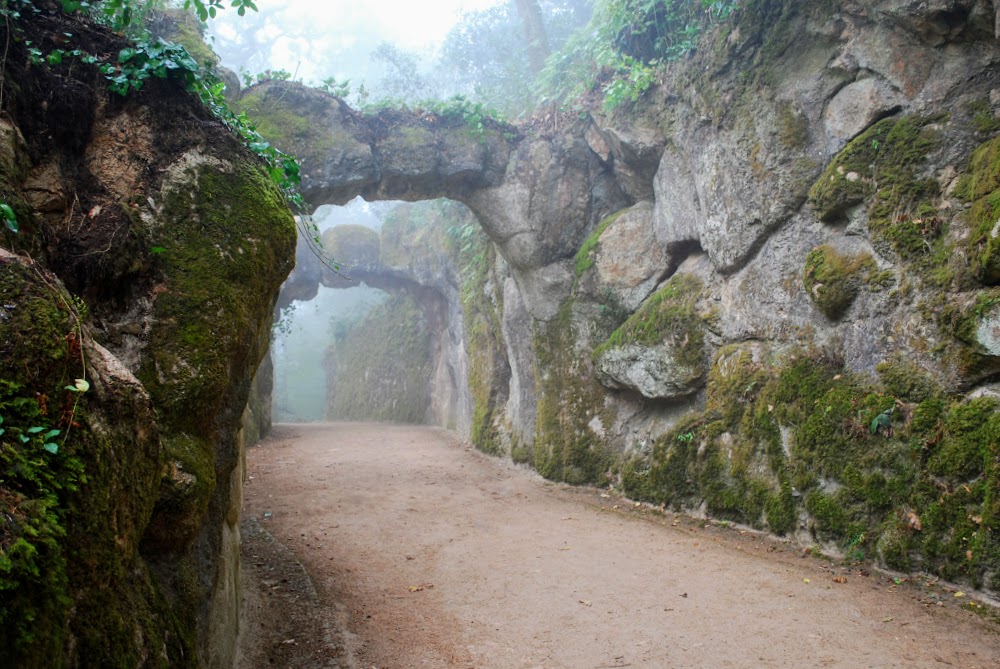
[514, 0, 551, 74]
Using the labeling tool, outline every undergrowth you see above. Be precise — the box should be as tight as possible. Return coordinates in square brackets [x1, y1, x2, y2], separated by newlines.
[537, 0, 743, 111]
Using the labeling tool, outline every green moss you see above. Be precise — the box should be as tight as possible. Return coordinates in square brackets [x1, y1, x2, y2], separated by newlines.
[928, 398, 999, 479]
[532, 302, 615, 485]
[805, 490, 849, 536]
[958, 137, 1000, 284]
[876, 356, 940, 403]
[802, 245, 875, 319]
[809, 117, 934, 221]
[574, 209, 626, 277]
[764, 482, 797, 535]
[139, 157, 295, 434]
[592, 274, 705, 366]
[0, 261, 187, 668]
[966, 98, 1000, 135]
[236, 89, 336, 154]
[808, 117, 951, 281]
[875, 519, 913, 571]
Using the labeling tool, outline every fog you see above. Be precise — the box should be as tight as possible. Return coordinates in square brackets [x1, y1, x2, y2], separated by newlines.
[208, 0, 504, 91]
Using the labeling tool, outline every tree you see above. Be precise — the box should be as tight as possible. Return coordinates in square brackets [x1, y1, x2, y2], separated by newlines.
[513, 0, 550, 74]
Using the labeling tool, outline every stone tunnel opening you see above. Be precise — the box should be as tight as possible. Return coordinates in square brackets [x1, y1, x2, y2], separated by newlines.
[270, 197, 482, 433]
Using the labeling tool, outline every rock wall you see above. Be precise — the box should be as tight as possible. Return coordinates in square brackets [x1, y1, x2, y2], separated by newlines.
[326, 292, 434, 423]
[0, 11, 294, 668]
[257, 0, 1000, 598]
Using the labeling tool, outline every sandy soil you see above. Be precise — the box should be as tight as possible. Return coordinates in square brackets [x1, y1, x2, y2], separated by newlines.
[235, 422, 1000, 669]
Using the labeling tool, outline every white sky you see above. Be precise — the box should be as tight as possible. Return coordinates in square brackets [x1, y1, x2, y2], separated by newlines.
[210, 0, 504, 83]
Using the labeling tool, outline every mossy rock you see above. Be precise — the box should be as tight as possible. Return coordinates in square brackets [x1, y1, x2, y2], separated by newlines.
[322, 224, 380, 269]
[574, 208, 627, 277]
[148, 9, 219, 68]
[139, 153, 296, 434]
[532, 302, 615, 485]
[593, 274, 706, 361]
[959, 136, 1000, 284]
[0, 258, 186, 668]
[808, 116, 949, 279]
[236, 86, 340, 159]
[802, 245, 875, 319]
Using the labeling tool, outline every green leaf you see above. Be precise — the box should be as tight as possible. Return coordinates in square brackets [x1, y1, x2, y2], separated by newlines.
[26, 426, 45, 435]
[150, 246, 167, 254]
[44, 429, 61, 440]
[43, 443, 58, 455]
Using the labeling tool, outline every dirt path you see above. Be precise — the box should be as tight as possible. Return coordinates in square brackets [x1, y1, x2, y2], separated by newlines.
[236, 423, 1000, 669]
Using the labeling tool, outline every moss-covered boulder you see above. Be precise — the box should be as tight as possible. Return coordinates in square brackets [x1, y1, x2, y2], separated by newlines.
[593, 274, 709, 399]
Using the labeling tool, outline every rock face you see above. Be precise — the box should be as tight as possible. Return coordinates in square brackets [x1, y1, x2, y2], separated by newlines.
[0, 11, 294, 669]
[270, 0, 1000, 600]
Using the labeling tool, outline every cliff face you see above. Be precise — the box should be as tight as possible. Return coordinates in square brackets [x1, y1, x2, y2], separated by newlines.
[269, 0, 1000, 599]
[0, 10, 294, 668]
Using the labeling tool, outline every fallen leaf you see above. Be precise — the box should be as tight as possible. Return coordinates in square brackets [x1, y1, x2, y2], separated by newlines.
[803, 578, 811, 584]
[904, 509, 922, 531]
[578, 599, 592, 607]
[612, 505, 620, 510]
[281, 639, 296, 645]
[767, 404, 774, 413]
[833, 374, 842, 381]
[87, 205, 102, 218]
[408, 584, 434, 592]
[966, 550, 974, 561]
[882, 617, 894, 623]
[954, 591, 965, 598]
[832, 576, 847, 584]
[680, 592, 688, 598]
[559, 547, 572, 551]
